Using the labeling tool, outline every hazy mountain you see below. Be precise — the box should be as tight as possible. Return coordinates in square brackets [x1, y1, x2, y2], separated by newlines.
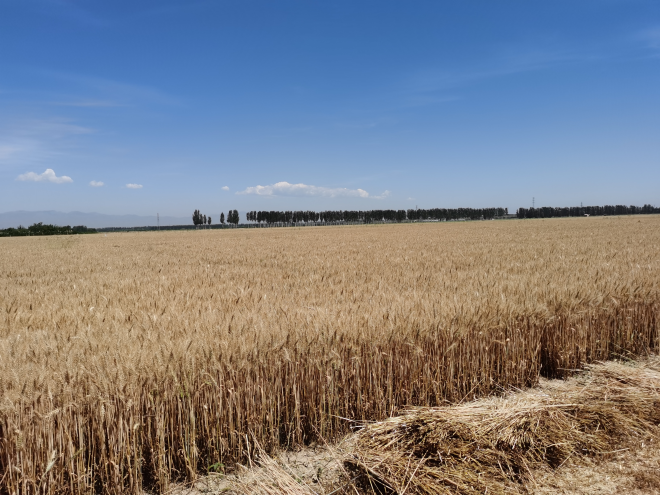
[0, 211, 192, 229]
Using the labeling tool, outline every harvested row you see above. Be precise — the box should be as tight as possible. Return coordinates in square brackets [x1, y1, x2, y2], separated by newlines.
[1, 217, 659, 493]
[231, 356, 660, 495]
[347, 356, 660, 494]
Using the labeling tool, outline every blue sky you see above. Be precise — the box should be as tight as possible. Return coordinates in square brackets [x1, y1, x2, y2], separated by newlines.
[1, 0, 659, 217]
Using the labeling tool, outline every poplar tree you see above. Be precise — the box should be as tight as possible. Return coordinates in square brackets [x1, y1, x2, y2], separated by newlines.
[192, 209, 202, 226]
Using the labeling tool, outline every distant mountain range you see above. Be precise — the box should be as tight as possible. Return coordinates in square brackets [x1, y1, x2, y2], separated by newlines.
[0, 211, 192, 229]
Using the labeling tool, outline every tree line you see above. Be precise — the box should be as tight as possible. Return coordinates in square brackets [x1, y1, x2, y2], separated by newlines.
[0, 223, 97, 237]
[245, 207, 508, 225]
[191, 203, 659, 228]
[192, 209, 239, 227]
[516, 204, 660, 219]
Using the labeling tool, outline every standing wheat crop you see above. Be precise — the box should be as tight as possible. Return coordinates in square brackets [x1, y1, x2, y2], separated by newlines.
[1, 217, 658, 493]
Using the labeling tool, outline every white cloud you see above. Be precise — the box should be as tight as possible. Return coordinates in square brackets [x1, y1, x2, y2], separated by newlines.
[89, 180, 104, 187]
[221, 186, 230, 191]
[16, 168, 73, 184]
[126, 183, 143, 189]
[238, 181, 389, 199]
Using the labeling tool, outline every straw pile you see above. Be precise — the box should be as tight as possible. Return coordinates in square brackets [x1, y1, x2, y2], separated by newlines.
[346, 357, 660, 495]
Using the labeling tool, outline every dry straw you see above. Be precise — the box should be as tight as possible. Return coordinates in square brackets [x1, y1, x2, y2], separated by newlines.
[232, 447, 324, 495]
[346, 357, 660, 495]
[0, 217, 659, 493]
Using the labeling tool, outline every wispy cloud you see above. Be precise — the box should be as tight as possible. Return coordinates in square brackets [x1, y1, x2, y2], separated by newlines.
[16, 168, 73, 184]
[27, 1, 110, 28]
[0, 145, 22, 161]
[50, 99, 125, 108]
[399, 42, 601, 107]
[126, 1, 219, 21]
[408, 51, 585, 94]
[238, 181, 390, 199]
[0, 118, 94, 169]
[89, 180, 104, 187]
[637, 26, 660, 53]
[12, 119, 93, 139]
[336, 117, 398, 130]
[400, 95, 460, 109]
[40, 71, 180, 106]
[221, 186, 230, 191]
[126, 183, 143, 189]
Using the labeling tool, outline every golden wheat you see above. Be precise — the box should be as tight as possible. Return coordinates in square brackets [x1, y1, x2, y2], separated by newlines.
[1, 217, 659, 493]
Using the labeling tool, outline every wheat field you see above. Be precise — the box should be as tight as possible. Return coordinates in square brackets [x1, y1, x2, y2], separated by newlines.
[1, 217, 659, 494]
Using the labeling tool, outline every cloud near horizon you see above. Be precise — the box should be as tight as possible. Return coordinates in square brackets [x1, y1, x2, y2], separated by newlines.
[238, 181, 390, 199]
[16, 168, 73, 184]
[126, 183, 143, 189]
[89, 180, 104, 187]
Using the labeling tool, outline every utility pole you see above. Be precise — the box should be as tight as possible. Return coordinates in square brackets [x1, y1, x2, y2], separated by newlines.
[533, 197, 535, 208]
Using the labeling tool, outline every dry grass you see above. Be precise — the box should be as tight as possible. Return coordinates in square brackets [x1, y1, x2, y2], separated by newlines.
[165, 441, 352, 495]
[346, 357, 660, 494]
[532, 443, 660, 495]
[230, 446, 339, 495]
[1, 217, 659, 493]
